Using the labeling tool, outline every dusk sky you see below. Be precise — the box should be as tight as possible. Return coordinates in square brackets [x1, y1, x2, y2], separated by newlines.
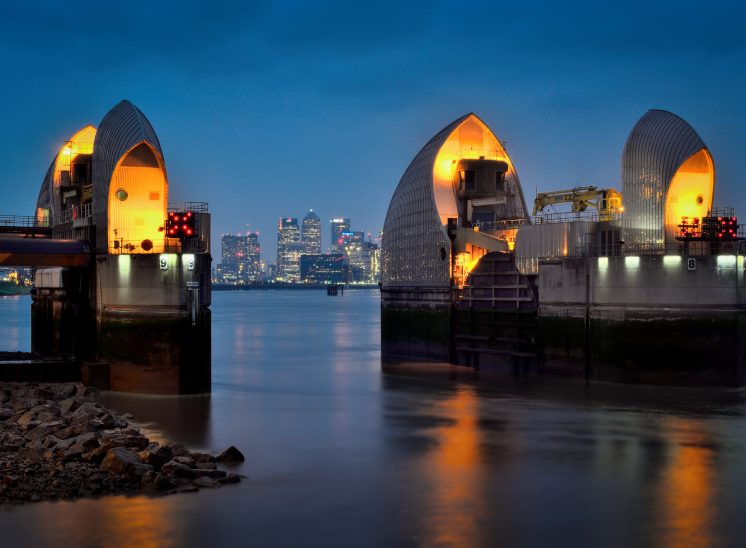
[2, 0, 745, 259]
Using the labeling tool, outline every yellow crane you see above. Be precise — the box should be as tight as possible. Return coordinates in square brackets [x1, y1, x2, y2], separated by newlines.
[532, 186, 623, 221]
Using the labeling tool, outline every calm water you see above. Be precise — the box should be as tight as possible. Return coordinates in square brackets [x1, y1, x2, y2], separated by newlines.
[2, 291, 746, 547]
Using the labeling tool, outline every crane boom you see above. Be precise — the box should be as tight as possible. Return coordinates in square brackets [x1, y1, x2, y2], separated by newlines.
[533, 186, 623, 220]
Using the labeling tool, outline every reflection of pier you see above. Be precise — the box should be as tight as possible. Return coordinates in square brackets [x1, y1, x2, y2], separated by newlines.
[1, 101, 212, 394]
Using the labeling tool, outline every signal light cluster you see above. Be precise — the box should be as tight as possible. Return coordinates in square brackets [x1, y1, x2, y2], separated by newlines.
[712, 215, 738, 240]
[679, 215, 739, 241]
[166, 211, 196, 239]
[678, 216, 701, 239]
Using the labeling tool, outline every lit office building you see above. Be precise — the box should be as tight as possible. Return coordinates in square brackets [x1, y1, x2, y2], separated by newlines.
[363, 241, 381, 282]
[245, 232, 262, 282]
[302, 210, 322, 255]
[301, 254, 348, 284]
[277, 217, 300, 281]
[330, 218, 350, 253]
[340, 230, 365, 282]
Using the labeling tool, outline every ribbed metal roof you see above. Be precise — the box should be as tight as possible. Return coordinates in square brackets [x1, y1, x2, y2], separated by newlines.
[621, 109, 711, 246]
[91, 100, 166, 252]
[35, 160, 54, 217]
[382, 113, 527, 288]
[382, 114, 468, 288]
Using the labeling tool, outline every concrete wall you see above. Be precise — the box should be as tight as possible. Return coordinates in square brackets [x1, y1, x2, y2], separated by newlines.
[538, 254, 746, 386]
[539, 254, 744, 307]
[95, 252, 211, 394]
[381, 287, 452, 362]
[96, 253, 211, 309]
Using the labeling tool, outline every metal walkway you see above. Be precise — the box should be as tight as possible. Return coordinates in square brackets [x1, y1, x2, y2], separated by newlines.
[0, 238, 92, 267]
[0, 215, 52, 237]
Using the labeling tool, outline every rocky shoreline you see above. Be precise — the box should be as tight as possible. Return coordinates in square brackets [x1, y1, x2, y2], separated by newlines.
[0, 382, 244, 505]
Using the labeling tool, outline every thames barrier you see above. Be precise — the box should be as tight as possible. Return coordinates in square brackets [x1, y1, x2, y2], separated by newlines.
[0, 101, 211, 394]
[381, 110, 746, 386]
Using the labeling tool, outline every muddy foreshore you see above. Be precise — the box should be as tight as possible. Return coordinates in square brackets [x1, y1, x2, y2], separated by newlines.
[0, 382, 244, 505]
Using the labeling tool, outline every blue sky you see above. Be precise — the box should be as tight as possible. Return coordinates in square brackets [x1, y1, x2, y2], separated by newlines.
[2, 0, 745, 260]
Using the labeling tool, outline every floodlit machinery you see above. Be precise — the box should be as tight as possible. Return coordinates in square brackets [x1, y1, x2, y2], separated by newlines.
[532, 186, 623, 221]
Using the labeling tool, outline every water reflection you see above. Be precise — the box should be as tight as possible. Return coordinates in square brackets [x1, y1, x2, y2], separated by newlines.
[418, 384, 484, 547]
[1, 292, 746, 547]
[100, 393, 213, 450]
[656, 419, 717, 548]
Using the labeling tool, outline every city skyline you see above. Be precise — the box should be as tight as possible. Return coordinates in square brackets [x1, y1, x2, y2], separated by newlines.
[4, 2, 746, 276]
[218, 210, 380, 262]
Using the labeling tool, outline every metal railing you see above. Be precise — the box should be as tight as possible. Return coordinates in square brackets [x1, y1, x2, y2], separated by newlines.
[532, 211, 623, 224]
[572, 241, 745, 258]
[0, 215, 48, 228]
[168, 201, 208, 213]
[472, 218, 527, 231]
[57, 203, 92, 224]
[109, 236, 208, 255]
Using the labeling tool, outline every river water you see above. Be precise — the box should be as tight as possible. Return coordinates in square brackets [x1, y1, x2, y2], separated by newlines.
[1, 290, 746, 547]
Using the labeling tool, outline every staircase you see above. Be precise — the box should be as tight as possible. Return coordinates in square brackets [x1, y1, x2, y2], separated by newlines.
[453, 252, 539, 372]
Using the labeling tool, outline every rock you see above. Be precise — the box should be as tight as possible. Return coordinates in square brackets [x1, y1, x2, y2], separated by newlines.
[59, 398, 78, 414]
[17, 411, 36, 428]
[0, 408, 15, 420]
[194, 461, 217, 470]
[194, 469, 226, 479]
[16, 448, 44, 462]
[101, 447, 153, 482]
[191, 452, 216, 464]
[216, 446, 245, 463]
[71, 402, 104, 422]
[54, 384, 77, 399]
[172, 455, 194, 467]
[100, 431, 149, 450]
[59, 444, 84, 462]
[141, 471, 177, 491]
[137, 446, 172, 470]
[219, 473, 242, 484]
[82, 445, 109, 464]
[55, 422, 88, 440]
[161, 461, 197, 479]
[75, 432, 100, 450]
[166, 443, 190, 457]
[11, 397, 40, 411]
[193, 476, 220, 488]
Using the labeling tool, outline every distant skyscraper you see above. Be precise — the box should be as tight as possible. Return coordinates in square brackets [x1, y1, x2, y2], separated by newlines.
[330, 218, 350, 253]
[340, 230, 365, 282]
[277, 217, 300, 281]
[245, 232, 261, 282]
[302, 210, 322, 255]
[363, 240, 380, 282]
[219, 233, 261, 284]
[219, 234, 244, 284]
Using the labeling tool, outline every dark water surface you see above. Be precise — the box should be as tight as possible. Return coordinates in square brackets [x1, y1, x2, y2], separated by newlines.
[2, 291, 746, 547]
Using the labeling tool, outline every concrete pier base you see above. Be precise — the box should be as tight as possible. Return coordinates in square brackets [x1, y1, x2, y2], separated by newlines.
[381, 287, 452, 362]
[540, 306, 746, 386]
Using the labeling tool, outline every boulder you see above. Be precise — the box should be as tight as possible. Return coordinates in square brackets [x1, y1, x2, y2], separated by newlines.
[219, 473, 242, 484]
[141, 471, 177, 491]
[216, 446, 245, 463]
[137, 446, 172, 470]
[166, 443, 190, 457]
[193, 476, 220, 488]
[100, 447, 153, 482]
[16, 411, 36, 428]
[59, 398, 78, 414]
[161, 460, 197, 479]
[75, 432, 100, 451]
